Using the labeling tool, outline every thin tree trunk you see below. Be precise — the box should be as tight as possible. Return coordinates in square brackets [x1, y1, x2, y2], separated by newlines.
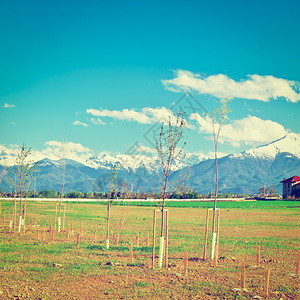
[58, 168, 65, 232]
[62, 204, 66, 231]
[18, 186, 22, 232]
[22, 200, 27, 229]
[161, 207, 164, 237]
[19, 189, 22, 218]
[58, 140, 66, 232]
[212, 142, 218, 233]
[13, 197, 16, 233]
[106, 202, 111, 240]
[161, 176, 169, 237]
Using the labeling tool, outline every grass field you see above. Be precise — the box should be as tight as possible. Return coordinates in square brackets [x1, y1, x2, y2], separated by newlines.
[0, 200, 299, 299]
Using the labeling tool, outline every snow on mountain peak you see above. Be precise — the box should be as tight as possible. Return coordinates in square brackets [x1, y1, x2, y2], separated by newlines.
[1, 132, 299, 170]
[83, 151, 208, 171]
[230, 132, 300, 160]
[84, 152, 157, 171]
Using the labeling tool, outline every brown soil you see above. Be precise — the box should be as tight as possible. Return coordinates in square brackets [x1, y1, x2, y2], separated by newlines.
[0, 204, 299, 299]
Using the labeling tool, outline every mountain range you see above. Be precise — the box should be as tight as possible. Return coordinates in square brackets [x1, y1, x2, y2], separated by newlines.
[0, 133, 299, 195]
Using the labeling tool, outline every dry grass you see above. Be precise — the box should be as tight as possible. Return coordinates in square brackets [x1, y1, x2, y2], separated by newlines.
[0, 200, 299, 299]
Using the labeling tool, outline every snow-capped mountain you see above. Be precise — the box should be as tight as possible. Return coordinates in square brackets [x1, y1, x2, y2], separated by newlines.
[0, 133, 299, 194]
[173, 133, 300, 194]
[0, 145, 208, 172]
[84, 152, 208, 172]
[38, 158, 61, 168]
[0, 147, 18, 166]
[229, 132, 300, 160]
[84, 153, 160, 172]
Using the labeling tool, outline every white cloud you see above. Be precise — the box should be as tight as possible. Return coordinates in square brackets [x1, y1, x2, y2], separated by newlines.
[90, 118, 105, 125]
[4, 103, 15, 108]
[162, 70, 300, 103]
[8, 121, 16, 126]
[142, 107, 178, 125]
[136, 144, 157, 154]
[0, 144, 20, 166]
[73, 120, 88, 127]
[41, 141, 92, 163]
[87, 107, 192, 128]
[207, 151, 228, 159]
[0, 141, 93, 166]
[190, 114, 288, 147]
[87, 108, 152, 124]
[45, 141, 91, 153]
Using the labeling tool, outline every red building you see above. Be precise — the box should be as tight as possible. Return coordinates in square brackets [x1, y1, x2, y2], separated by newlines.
[281, 176, 300, 199]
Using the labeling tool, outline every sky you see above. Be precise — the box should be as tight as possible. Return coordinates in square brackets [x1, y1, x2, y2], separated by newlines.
[1, 0, 299, 163]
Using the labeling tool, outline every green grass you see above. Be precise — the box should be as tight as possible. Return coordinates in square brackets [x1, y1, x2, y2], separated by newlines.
[126, 262, 145, 267]
[0, 200, 299, 299]
[41, 243, 75, 254]
[223, 219, 299, 228]
[275, 284, 299, 296]
[1, 199, 300, 211]
[220, 236, 299, 251]
[118, 200, 300, 210]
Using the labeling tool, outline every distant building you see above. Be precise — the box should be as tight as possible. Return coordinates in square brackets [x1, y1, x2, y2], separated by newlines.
[281, 176, 300, 199]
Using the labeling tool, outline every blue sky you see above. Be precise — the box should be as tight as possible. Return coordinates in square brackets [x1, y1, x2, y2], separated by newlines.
[1, 0, 299, 161]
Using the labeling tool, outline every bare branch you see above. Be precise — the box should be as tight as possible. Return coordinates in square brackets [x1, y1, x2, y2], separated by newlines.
[155, 109, 188, 237]
[210, 97, 231, 233]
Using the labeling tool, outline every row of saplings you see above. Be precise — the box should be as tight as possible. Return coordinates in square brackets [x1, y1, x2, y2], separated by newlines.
[2, 201, 299, 298]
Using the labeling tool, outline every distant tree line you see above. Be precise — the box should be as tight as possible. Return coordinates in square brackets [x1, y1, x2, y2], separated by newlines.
[0, 189, 250, 199]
